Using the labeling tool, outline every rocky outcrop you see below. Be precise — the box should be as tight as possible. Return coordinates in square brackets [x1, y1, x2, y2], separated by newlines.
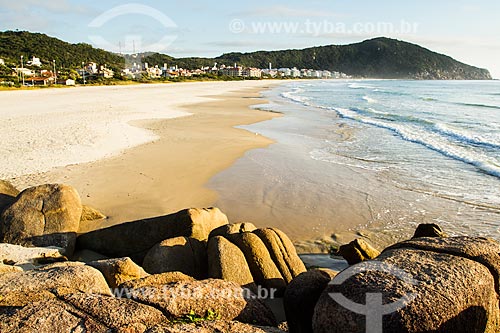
[119, 271, 194, 290]
[0, 262, 111, 307]
[313, 236, 500, 333]
[207, 235, 256, 290]
[254, 228, 306, 284]
[0, 180, 19, 213]
[88, 257, 149, 288]
[76, 207, 228, 262]
[143, 236, 207, 279]
[0, 293, 168, 333]
[229, 232, 286, 293]
[0, 184, 82, 255]
[284, 269, 337, 333]
[147, 321, 286, 333]
[0, 243, 67, 270]
[0, 263, 23, 274]
[125, 278, 277, 326]
[80, 204, 106, 222]
[337, 238, 380, 265]
[412, 223, 447, 238]
[209, 222, 257, 238]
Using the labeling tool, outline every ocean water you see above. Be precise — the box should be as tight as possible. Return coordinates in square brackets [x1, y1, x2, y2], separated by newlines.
[209, 80, 500, 248]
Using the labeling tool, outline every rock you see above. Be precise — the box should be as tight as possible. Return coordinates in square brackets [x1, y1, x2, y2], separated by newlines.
[0, 262, 23, 274]
[207, 236, 256, 290]
[0, 299, 107, 333]
[284, 269, 337, 333]
[0, 242, 66, 270]
[0, 180, 19, 213]
[143, 236, 207, 279]
[209, 222, 257, 238]
[60, 292, 168, 331]
[147, 321, 286, 333]
[313, 237, 500, 333]
[119, 271, 194, 290]
[338, 238, 380, 265]
[0, 184, 82, 255]
[412, 223, 447, 238]
[229, 232, 286, 292]
[77, 207, 228, 262]
[88, 257, 149, 289]
[253, 228, 306, 283]
[0, 292, 168, 333]
[0, 180, 19, 197]
[70, 248, 109, 263]
[0, 262, 111, 306]
[80, 204, 106, 222]
[126, 278, 276, 326]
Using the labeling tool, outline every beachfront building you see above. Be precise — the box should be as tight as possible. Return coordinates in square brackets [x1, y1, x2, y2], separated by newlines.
[242, 67, 262, 78]
[291, 68, 301, 77]
[278, 68, 292, 76]
[220, 65, 243, 77]
[14, 67, 34, 77]
[27, 56, 42, 67]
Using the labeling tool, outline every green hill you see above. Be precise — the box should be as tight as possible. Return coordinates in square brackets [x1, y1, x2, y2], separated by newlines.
[0, 31, 124, 71]
[0, 31, 491, 80]
[209, 37, 491, 80]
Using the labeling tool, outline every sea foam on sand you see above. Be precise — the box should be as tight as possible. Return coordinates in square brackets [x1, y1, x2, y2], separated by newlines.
[0, 81, 269, 179]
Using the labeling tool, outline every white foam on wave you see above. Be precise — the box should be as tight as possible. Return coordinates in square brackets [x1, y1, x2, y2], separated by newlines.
[434, 123, 500, 149]
[332, 107, 500, 178]
[362, 95, 378, 104]
[281, 88, 311, 106]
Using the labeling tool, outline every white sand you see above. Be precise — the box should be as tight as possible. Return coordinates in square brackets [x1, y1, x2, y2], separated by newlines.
[0, 81, 273, 180]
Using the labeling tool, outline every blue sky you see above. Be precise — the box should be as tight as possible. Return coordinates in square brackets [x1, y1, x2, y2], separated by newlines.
[1, 0, 499, 78]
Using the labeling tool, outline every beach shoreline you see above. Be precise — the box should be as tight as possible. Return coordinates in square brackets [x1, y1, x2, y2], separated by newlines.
[3, 81, 282, 232]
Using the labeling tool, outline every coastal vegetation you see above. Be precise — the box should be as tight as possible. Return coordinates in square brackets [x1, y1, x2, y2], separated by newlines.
[0, 31, 491, 88]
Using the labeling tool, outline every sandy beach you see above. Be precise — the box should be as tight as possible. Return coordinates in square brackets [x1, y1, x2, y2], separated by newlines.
[1, 81, 281, 232]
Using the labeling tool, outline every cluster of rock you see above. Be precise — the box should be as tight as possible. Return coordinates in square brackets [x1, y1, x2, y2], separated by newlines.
[1, 180, 500, 333]
[286, 224, 500, 333]
[0, 181, 304, 332]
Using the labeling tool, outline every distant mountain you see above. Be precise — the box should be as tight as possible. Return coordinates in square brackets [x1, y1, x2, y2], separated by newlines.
[0, 31, 124, 71]
[214, 37, 491, 80]
[0, 31, 491, 80]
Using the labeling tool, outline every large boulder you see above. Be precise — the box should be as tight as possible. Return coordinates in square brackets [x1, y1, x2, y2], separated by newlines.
[209, 222, 257, 238]
[119, 271, 194, 290]
[284, 269, 337, 333]
[77, 207, 228, 262]
[0, 180, 19, 213]
[0, 262, 111, 307]
[229, 232, 286, 293]
[0, 184, 82, 255]
[0, 243, 67, 270]
[207, 235, 255, 290]
[313, 237, 500, 333]
[0, 293, 168, 333]
[412, 223, 447, 238]
[337, 238, 380, 265]
[253, 228, 306, 283]
[88, 257, 149, 288]
[125, 278, 277, 327]
[143, 236, 207, 279]
[147, 321, 286, 333]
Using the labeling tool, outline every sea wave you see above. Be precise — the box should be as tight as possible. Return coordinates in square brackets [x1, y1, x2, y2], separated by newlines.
[362, 95, 378, 103]
[434, 123, 500, 149]
[332, 107, 500, 179]
[281, 88, 311, 106]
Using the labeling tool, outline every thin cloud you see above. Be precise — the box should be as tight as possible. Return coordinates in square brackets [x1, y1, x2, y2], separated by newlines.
[232, 5, 345, 18]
